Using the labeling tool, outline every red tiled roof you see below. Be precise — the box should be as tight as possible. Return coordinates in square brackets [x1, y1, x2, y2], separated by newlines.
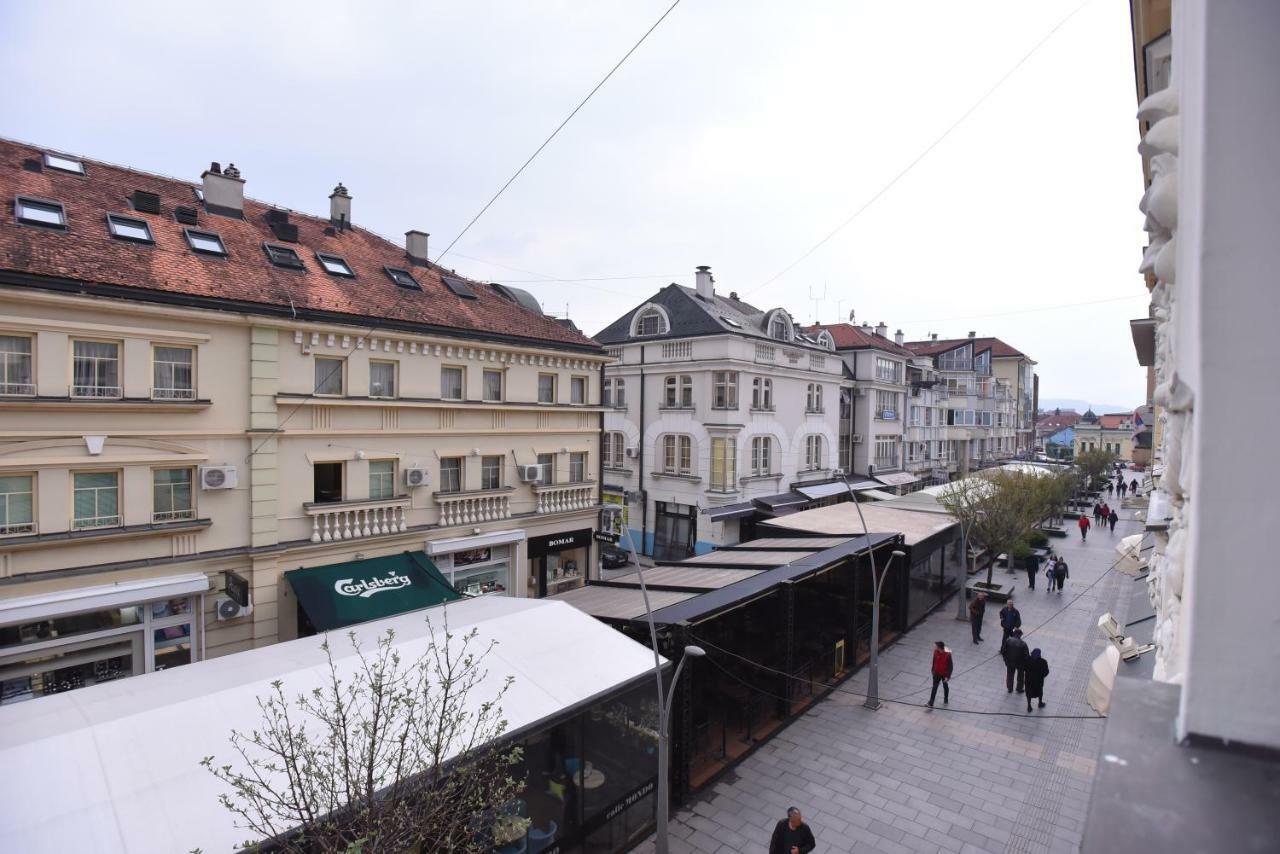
[1097, 414, 1132, 429]
[0, 139, 598, 350]
[805, 323, 914, 357]
[1036, 412, 1081, 431]
[903, 336, 1027, 359]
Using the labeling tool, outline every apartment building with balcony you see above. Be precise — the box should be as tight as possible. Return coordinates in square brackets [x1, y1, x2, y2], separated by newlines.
[0, 140, 608, 705]
[595, 269, 843, 560]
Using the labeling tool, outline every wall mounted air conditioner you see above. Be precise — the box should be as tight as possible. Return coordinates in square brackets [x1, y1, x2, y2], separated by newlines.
[517, 464, 542, 483]
[852, 387, 866, 397]
[625, 446, 639, 459]
[403, 467, 430, 488]
[199, 465, 238, 490]
[851, 434, 864, 444]
[215, 596, 253, 621]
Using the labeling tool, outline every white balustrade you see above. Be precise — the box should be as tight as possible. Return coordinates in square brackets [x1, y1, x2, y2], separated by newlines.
[436, 492, 511, 527]
[533, 483, 595, 515]
[307, 498, 409, 543]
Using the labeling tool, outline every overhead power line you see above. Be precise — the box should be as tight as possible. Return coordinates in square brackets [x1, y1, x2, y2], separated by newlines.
[436, 0, 684, 264]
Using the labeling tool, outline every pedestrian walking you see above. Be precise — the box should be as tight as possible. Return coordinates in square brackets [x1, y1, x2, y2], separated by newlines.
[969, 592, 987, 644]
[928, 640, 953, 708]
[1025, 550, 1040, 590]
[1107, 481, 1114, 498]
[999, 599, 1022, 641]
[1131, 477, 1139, 494]
[769, 806, 817, 854]
[1001, 628, 1029, 694]
[1109, 508, 1119, 532]
[1052, 557, 1069, 592]
[1024, 648, 1049, 712]
[1078, 514, 1090, 541]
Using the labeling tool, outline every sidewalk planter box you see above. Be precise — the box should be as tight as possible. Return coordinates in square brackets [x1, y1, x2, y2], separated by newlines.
[1040, 524, 1069, 538]
[966, 577, 1015, 601]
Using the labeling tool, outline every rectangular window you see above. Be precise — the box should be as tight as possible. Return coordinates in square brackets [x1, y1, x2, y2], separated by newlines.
[368, 460, 396, 500]
[314, 357, 344, 395]
[107, 214, 153, 244]
[369, 361, 396, 398]
[73, 471, 120, 529]
[712, 371, 738, 409]
[0, 335, 34, 396]
[152, 468, 194, 523]
[570, 376, 587, 405]
[603, 433, 624, 468]
[751, 437, 771, 476]
[710, 437, 736, 490]
[184, 228, 227, 256]
[15, 196, 66, 228]
[804, 435, 824, 470]
[313, 462, 343, 503]
[538, 374, 556, 404]
[482, 369, 503, 402]
[752, 377, 773, 410]
[264, 243, 304, 269]
[152, 346, 194, 400]
[875, 357, 901, 383]
[385, 267, 420, 289]
[440, 458, 464, 494]
[441, 366, 464, 400]
[316, 253, 354, 277]
[0, 474, 35, 535]
[536, 453, 554, 485]
[43, 153, 84, 174]
[603, 377, 625, 408]
[481, 455, 503, 490]
[72, 340, 121, 398]
[569, 452, 587, 483]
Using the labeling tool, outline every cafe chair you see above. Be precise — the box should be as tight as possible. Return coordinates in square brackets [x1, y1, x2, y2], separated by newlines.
[527, 821, 558, 854]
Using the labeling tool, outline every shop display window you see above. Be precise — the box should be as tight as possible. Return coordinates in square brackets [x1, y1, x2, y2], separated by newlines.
[446, 546, 512, 597]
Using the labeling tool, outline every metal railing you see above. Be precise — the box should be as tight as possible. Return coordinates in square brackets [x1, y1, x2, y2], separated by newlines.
[152, 509, 196, 523]
[0, 520, 36, 537]
[152, 387, 196, 401]
[72, 514, 122, 530]
[72, 385, 123, 399]
[0, 382, 35, 396]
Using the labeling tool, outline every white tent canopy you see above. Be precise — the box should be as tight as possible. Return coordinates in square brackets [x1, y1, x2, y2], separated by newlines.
[1115, 533, 1149, 577]
[0, 597, 662, 854]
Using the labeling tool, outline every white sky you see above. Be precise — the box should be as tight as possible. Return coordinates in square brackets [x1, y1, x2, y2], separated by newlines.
[1, 0, 1148, 406]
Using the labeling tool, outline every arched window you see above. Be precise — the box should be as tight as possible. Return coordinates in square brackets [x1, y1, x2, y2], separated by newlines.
[816, 330, 835, 351]
[663, 375, 693, 408]
[633, 306, 669, 337]
[752, 377, 773, 410]
[750, 436, 772, 476]
[804, 435, 824, 470]
[661, 434, 693, 475]
[768, 311, 792, 341]
[806, 383, 823, 413]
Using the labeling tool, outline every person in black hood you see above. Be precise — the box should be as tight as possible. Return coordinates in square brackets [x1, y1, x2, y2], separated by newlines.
[769, 806, 816, 854]
[1001, 628, 1029, 694]
[1024, 648, 1049, 712]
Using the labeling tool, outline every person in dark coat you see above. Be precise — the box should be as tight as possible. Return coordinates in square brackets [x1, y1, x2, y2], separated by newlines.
[968, 592, 987, 644]
[1092, 503, 1102, 525]
[928, 641, 953, 707]
[1077, 514, 1090, 541]
[1024, 550, 1040, 590]
[769, 806, 817, 854]
[999, 599, 1022, 641]
[1052, 558, 1069, 593]
[1108, 508, 1119, 532]
[1001, 628, 1029, 694]
[1107, 480, 1114, 497]
[1024, 648, 1049, 711]
[1131, 477, 1139, 494]
[1117, 479, 1127, 498]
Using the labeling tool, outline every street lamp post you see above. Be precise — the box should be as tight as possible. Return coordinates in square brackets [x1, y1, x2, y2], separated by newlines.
[954, 509, 985, 621]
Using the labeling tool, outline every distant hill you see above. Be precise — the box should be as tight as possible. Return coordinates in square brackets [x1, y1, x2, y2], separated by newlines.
[1038, 398, 1136, 415]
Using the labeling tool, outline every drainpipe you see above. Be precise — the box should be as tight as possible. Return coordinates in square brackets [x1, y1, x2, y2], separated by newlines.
[639, 344, 647, 556]
[596, 360, 605, 580]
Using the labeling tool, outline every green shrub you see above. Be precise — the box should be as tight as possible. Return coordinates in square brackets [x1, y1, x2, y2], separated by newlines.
[1027, 530, 1049, 549]
[1011, 542, 1033, 561]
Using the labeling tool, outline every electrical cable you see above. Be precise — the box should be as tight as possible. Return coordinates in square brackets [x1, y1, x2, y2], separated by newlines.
[436, 0, 684, 264]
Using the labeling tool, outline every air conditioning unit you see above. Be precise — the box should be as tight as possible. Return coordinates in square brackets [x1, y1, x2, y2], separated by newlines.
[625, 446, 639, 459]
[851, 434, 864, 444]
[215, 596, 253, 621]
[852, 387, 866, 397]
[199, 465, 238, 490]
[403, 467, 430, 488]
[517, 464, 542, 483]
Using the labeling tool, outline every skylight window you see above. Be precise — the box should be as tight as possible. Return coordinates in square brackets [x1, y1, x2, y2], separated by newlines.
[317, 253, 354, 277]
[441, 275, 477, 299]
[43, 153, 84, 175]
[15, 196, 66, 228]
[264, 243, 304, 269]
[721, 316, 743, 328]
[185, 228, 227, 256]
[385, 266, 420, 289]
[106, 213, 154, 244]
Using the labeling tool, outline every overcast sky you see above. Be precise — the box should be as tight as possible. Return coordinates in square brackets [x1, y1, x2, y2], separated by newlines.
[2, 0, 1147, 406]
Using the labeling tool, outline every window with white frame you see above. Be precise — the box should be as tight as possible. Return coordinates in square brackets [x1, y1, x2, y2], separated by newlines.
[635, 309, 667, 336]
[537, 373, 556, 404]
[152, 468, 194, 523]
[482, 369, 503, 402]
[803, 435, 823, 471]
[369, 361, 396, 399]
[710, 437, 736, 489]
[750, 436, 772, 476]
[72, 471, 120, 529]
[874, 437, 899, 470]
[661, 435, 693, 476]
[751, 377, 773, 410]
[314, 357, 344, 396]
[875, 357, 901, 383]
[441, 366, 465, 400]
[806, 383, 824, 412]
[603, 432, 626, 468]
[439, 458, 464, 494]
[875, 389, 897, 419]
[72, 340, 121, 398]
[768, 314, 790, 341]
[536, 453, 555, 485]
[712, 371, 738, 408]
[570, 376, 587, 405]
[0, 474, 35, 536]
[663, 375, 692, 408]
[603, 377, 625, 408]
[369, 460, 396, 500]
[481, 455, 503, 490]
[569, 452, 588, 483]
[0, 335, 34, 396]
[152, 346, 194, 400]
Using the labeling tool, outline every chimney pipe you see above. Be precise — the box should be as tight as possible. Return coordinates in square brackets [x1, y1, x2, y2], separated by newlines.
[894, 329, 904, 346]
[931, 333, 938, 341]
[694, 265, 714, 300]
[968, 330, 976, 338]
[875, 322, 888, 338]
[202, 161, 245, 217]
[405, 231, 430, 266]
[329, 182, 352, 228]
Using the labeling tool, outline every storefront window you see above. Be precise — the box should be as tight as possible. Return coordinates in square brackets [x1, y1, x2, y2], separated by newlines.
[153, 624, 193, 671]
[443, 546, 512, 597]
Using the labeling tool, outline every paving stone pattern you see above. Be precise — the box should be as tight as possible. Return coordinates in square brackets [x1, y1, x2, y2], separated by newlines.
[635, 501, 1146, 854]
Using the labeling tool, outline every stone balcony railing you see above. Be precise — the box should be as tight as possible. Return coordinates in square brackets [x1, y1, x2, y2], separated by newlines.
[306, 497, 410, 543]
[533, 482, 596, 514]
[436, 490, 512, 527]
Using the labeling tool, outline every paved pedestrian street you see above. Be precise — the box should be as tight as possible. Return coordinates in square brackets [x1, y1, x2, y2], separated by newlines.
[640, 503, 1146, 854]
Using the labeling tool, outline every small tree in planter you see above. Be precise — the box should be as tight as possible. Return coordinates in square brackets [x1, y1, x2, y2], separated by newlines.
[1075, 448, 1116, 491]
[940, 470, 1045, 592]
[199, 616, 524, 854]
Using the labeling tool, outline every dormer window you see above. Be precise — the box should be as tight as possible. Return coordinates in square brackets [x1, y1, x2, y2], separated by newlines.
[43, 153, 84, 175]
[636, 309, 667, 336]
[769, 314, 790, 341]
[317, 253, 354, 277]
[264, 243, 304, 270]
[184, 228, 227, 256]
[15, 196, 66, 229]
[385, 267, 419, 290]
[106, 214, 154, 244]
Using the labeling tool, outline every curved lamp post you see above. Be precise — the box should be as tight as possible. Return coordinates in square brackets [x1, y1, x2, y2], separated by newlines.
[954, 509, 985, 621]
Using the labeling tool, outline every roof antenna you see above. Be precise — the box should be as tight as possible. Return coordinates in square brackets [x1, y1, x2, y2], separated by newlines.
[288, 297, 297, 319]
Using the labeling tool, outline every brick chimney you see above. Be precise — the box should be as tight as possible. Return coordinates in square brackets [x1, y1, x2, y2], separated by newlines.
[895, 329, 904, 346]
[405, 231, 430, 266]
[201, 161, 245, 217]
[695, 265, 714, 300]
[875, 322, 888, 338]
[329, 182, 351, 228]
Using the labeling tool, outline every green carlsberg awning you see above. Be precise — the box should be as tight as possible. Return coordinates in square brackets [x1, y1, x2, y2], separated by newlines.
[285, 551, 461, 632]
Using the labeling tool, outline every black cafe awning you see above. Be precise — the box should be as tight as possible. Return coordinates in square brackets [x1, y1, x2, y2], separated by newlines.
[285, 551, 460, 632]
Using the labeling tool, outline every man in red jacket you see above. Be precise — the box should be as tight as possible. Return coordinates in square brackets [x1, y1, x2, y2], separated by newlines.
[928, 641, 953, 707]
[1078, 513, 1090, 541]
